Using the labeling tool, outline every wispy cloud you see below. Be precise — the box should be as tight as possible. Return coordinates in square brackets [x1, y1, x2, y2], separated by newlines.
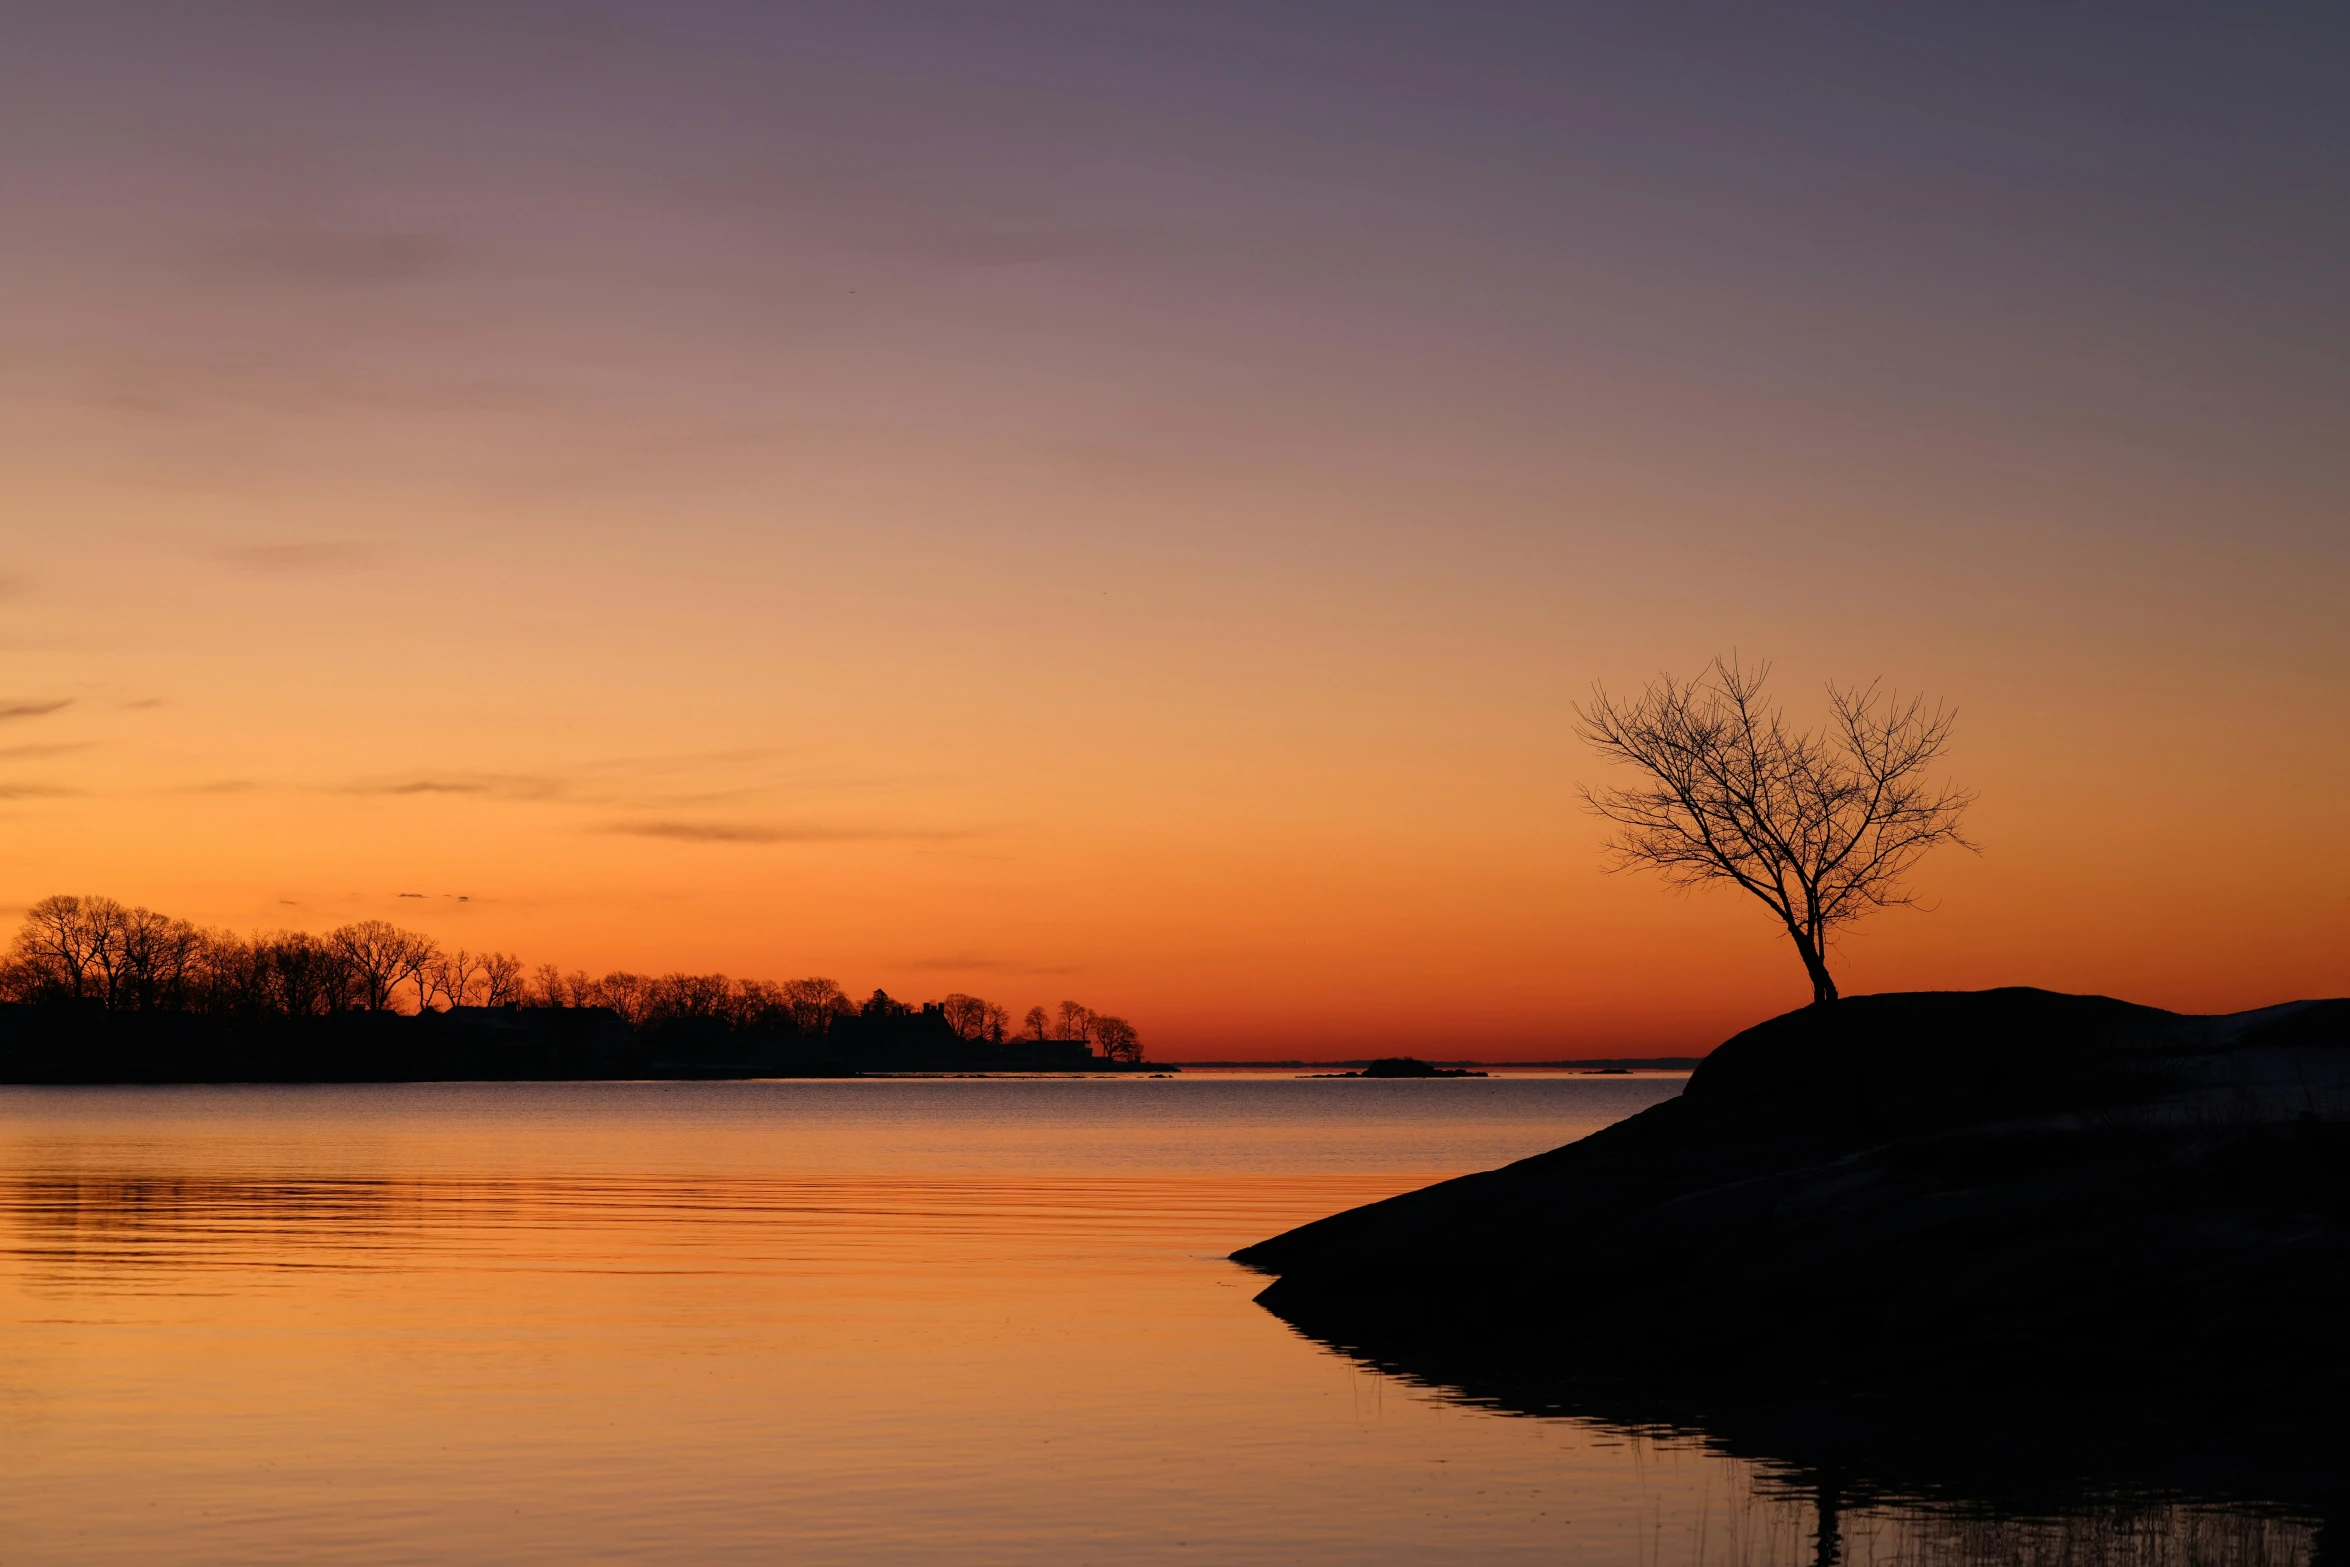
[903, 954, 1084, 976]
[597, 819, 969, 844]
[338, 774, 565, 801]
[216, 542, 371, 573]
[0, 742, 94, 761]
[0, 700, 71, 721]
[0, 783, 78, 799]
[853, 223, 1173, 270]
[184, 779, 259, 794]
[212, 228, 468, 287]
[330, 757, 938, 816]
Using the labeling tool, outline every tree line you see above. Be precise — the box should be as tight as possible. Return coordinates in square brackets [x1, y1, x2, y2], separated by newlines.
[0, 895, 1143, 1064]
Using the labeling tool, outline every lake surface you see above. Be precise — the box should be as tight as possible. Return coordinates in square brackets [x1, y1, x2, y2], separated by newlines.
[0, 1077, 2320, 1565]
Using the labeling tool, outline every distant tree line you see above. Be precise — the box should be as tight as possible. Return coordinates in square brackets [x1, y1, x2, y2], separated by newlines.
[0, 895, 1145, 1072]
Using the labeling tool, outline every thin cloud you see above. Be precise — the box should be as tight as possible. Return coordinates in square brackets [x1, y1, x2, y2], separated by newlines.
[0, 783, 78, 799]
[903, 954, 1084, 976]
[856, 223, 1168, 269]
[0, 742, 95, 760]
[213, 228, 469, 286]
[338, 774, 565, 801]
[573, 746, 789, 773]
[184, 779, 259, 794]
[216, 542, 371, 573]
[597, 820, 968, 844]
[0, 700, 71, 721]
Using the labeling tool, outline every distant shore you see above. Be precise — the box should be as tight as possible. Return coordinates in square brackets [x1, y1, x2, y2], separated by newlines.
[0, 999, 1155, 1085]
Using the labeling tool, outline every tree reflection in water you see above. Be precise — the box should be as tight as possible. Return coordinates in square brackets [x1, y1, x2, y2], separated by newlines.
[1262, 1304, 2340, 1567]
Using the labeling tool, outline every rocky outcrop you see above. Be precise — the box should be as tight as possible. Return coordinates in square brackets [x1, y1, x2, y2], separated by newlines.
[1235, 989, 2350, 1416]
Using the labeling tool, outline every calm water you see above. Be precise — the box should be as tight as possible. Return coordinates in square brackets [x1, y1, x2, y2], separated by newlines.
[0, 1078, 2319, 1565]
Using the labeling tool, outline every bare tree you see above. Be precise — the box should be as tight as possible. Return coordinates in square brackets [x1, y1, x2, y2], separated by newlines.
[780, 977, 850, 1034]
[1022, 1005, 1050, 1043]
[10, 895, 114, 1003]
[5, 897, 204, 1011]
[425, 948, 485, 1012]
[1088, 1015, 1141, 1064]
[1055, 1000, 1094, 1043]
[645, 973, 731, 1022]
[1576, 657, 1976, 1006]
[980, 1001, 1010, 1045]
[332, 921, 440, 1012]
[732, 978, 789, 1029]
[265, 931, 349, 1016]
[592, 971, 651, 1026]
[114, 907, 207, 1010]
[78, 897, 135, 1007]
[940, 993, 991, 1042]
[527, 963, 568, 1006]
[479, 952, 524, 1006]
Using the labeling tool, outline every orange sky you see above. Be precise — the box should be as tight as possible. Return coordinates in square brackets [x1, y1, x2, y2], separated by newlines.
[2, 7, 2345, 1055]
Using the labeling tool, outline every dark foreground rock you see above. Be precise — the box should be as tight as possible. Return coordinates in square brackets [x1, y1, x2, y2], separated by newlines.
[1235, 988, 2350, 1466]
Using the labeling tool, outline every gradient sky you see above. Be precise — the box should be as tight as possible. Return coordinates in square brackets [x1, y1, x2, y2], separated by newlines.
[3, 3, 2345, 1055]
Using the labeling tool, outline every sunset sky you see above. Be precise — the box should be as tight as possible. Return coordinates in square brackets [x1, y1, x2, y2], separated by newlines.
[3, 4, 2345, 1055]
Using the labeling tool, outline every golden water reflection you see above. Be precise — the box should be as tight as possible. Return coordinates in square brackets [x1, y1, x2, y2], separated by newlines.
[0, 1080, 2321, 1565]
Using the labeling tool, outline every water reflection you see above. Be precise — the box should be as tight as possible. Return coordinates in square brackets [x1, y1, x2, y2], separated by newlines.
[0, 1081, 2327, 1565]
[1260, 1297, 2339, 1566]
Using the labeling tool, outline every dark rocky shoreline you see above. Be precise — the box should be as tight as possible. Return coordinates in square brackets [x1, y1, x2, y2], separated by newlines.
[1234, 988, 2350, 1512]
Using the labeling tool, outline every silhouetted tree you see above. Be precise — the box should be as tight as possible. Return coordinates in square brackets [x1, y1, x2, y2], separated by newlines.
[940, 993, 991, 1041]
[479, 952, 524, 1007]
[1089, 1015, 1142, 1064]
[537, 967, 600, 1009]
[2, 896, 1154, 1066]
[780, 977, 850, 1033]
[1576, 657, 1976, 1005]
[188, 931, 266, 1020]
[4, 897, 212, 1011]
[593, 972, 652, 1026]
[727, 978, 781, 1029]
[113, 906, 207, 1010]
[424, 948, 483, 1012]
[527, 963, 569, 1006]
[332, 921, 439, 1012]
[645, 972, 731, 1022]
[264, 931, 350, 1016]
[10, 894, 113, 1003]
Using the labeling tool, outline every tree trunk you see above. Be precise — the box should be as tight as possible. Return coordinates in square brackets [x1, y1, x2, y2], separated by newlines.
[1790, 928, 1838, 1006]
[1812, 1472, 1843, 1567]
